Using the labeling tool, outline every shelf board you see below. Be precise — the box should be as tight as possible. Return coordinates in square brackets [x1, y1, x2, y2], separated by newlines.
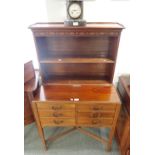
[42, 76, 111, 85]
[40, 58, 114, 64]
[44, 79, 110, 85]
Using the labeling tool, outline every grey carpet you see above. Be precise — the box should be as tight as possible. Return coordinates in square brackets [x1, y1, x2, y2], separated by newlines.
[24, 123, 120, 155]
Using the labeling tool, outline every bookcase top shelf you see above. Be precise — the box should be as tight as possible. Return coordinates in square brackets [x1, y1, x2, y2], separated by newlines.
[29, 22, 125, 30]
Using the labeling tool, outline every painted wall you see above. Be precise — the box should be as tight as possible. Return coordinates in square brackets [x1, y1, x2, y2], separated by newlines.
[23, 0, 47, 68]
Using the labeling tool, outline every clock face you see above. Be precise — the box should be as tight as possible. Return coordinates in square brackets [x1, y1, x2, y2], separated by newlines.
[68, 3, 82, 19]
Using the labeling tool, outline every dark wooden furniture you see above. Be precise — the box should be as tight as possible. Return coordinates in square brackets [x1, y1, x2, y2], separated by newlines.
[24, 61, 39, 125]
[116, 75, 130, 155]
[29, 22, 124, 150]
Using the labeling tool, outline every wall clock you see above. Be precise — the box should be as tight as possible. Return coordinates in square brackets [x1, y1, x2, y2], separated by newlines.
[64, 0, 86, 26]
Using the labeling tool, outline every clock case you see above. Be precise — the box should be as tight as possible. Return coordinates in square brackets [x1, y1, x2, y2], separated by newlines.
[64, 0, 86, 26]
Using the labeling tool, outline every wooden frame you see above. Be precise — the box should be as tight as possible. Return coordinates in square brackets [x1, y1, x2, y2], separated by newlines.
[29, 22, 124, 151]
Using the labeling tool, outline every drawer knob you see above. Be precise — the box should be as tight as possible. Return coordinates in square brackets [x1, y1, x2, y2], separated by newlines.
[53, 113, 63, 117]
[53, 120, 63, 124]
[51, 105, 62, 110]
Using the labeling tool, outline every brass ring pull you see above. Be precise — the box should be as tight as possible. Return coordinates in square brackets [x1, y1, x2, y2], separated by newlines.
[91, 113, 98, 118]
[53, 120, 63, 124]
[53, 113, 63, 117]
[92, 107, 100, 110]
[51, 105, 62, 110]
[92, 120, 100, 124]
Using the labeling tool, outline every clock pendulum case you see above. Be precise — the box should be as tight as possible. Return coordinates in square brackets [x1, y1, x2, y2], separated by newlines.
[64, 0, 86, 26]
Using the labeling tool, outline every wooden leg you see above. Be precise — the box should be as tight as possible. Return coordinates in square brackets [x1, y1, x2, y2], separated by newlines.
[38, 127, 47, 150]
[107, 104, 121, 151]
[31, 102, 47, 150]
[107, 127, 115, 151]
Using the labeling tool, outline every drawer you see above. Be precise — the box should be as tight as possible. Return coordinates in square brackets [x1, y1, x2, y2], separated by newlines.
[37, 103, 75, 111]
[77, 118, 113, 126]
[38, 110, 75, 118]
[78, 104, 116, 112]
[40, 117, 75, 127]
[78, 111, 115, 119]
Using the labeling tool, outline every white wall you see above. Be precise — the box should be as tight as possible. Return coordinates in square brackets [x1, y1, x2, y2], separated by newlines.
[45, 0, 131, 82]
[22, 0, 47, 68]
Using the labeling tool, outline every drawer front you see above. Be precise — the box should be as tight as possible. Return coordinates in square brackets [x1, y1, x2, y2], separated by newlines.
[37, 103, 75, 111]
[77, 118, 113, 126]
[78, 111, 115, 119]
[78, 104, 116, 112]
[40, 117, 75, 127]
[38, 110, 75, 118]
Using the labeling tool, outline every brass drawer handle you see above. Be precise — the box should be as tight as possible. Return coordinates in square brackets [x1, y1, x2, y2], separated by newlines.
[53, 113, 63, 117]
[92, 107, 101, 110]
[51, 105, 62, 110]
[92, 120, 100, 124]
[53, 120, 64, 124]
[91, 113, 99, 118]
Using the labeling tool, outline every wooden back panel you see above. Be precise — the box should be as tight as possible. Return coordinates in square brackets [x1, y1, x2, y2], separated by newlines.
[41, 63, 112, 83]
[36, 36, 110, 59]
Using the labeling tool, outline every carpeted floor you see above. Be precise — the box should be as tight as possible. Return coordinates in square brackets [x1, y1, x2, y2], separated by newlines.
[24, 123, 120, 155]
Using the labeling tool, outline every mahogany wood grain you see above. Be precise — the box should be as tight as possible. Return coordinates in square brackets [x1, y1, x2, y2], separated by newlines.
[107, 104, 121, 151]
[24, 61, 35, 83]
[31, 84, 121, 150]
[40, 58, 114, 64]
[77, 118, 114, 126]
[77, 104, 116, 112]
[31, 102, 47, 150]
[29, 22, 124, 29]
[24, 72, 39, 92]
[24, 93, 34, 125]
[33, 85, 121, 103]
[24, 61, 39, 126]
[116, 75, 130, 155]
[40, 117, 75, 127]
[37, 102, 75, 110]
[44, 76, 111, 84]
[118, 76, 130, 114]
[44, 79, 110, 85]
[77, 111, 115, 118]
[40, 63, 111, 77]
[38, 110, 75, 118]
